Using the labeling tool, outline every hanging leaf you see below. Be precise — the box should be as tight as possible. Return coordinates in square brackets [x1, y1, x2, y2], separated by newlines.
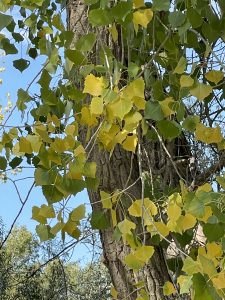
[13, 59, 30, 72]
[195, 123, 223, 144]
[190, 83, 212, 101]
[0, 13, 13, 30]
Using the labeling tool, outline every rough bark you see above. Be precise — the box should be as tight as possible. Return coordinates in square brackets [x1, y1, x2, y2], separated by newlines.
[67, 1, 191, 299]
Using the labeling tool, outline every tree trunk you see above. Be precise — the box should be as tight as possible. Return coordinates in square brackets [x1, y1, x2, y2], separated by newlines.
[67, 1, 191, 299]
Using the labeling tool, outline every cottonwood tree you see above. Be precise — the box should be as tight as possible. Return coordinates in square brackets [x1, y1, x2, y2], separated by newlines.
[0, 0, 225, 299]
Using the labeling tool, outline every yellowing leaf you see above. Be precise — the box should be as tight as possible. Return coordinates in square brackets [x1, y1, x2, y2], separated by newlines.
[122, 134, 138, 152]
[198, 254, 217, 277]
[153, 221, 170, 237]
[100, 190, 112, 209]
[174, 57, 186, 74]
[190, 83, 212, 101]
[182, 257, 202, 275]
[124, 246, 154, 270]
[65, 124, 77, 136]
[135, 245, 154, 263]
[167, 203, 181, 222]
[124, 78, 145, 99]
[80, 106, 98, 126]
[111, 209, 117, 227]
[160, 97, 176, 117]
[205, 70, 224, 84]
[206, 242, 222, 259]
[163, 281, 176, 296]
[90, 97, 103, 115]
[118, 219, 136, 235]
[178, 213, 196, 232]
[26, 134, 42, 152]
[83, 74, 106, 96]
[133, 0, 145, 8]
[133, 9, 153, 32]
[109, 23, 118, 42]
[196, 183, 212, 193]
[70, 204, 86, 222]
[124, 111, 142, 131]
[177, 275, 192, 294]
[111, 287, 118, 299]
[212, 273, 225, 289]
[107, 96, 132, 120]
[198, 206, 212, 222]
[19, 137, 32, 154]
[39, 204, 55, 218]
[180, 75, 194, 88]
[133, 96, 146, 110]
[195, 123, 223, 144]
[128, 198, 158, 217]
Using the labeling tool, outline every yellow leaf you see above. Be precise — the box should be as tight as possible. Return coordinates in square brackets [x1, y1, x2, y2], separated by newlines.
[65, 124, 78, 136]
[39, 204, 55, 218]
[160, 97, 176, 117]
[174, 57, 186, 74]
[50, 222, 64, 235]
[190, 83, 212, 101]
[153, 221, 170, 237]
[198, 254, 217, 277]
[177, 275, 192, 294]
[133, 0, 145, 8]
[107, 96, 132, 120]
[111, 209, 117, 227]
[34, 123, 52, 143]
[80, 106, 98, 126]
[111, 287, 118, 299]
[196, 183, 212, 193]
[178, 213, 196, 232]
[74, 145, 86, 157]
[195, 123, 223, 144]
[84, 162, 96, 178]
[163, 281, 176, 296]
[182, 257, 202, 275]
[124, 111, 142, 131]
[133, 9, 153, 32]
[124, 78, 145, 99]
[83, 74, 106, 96]
[205, 70, 224, 84]
[128, 198, 158, 217]
[135, 245, 154, 263]
[19, 137, 33, 154]
[133, 96, 146, 110]
[109, 23, 118, 42]
[90, 97, 103, 115]
[212, 273, 225, 289]
[100, 191, 112, 209]
[198, 206, 212, 222]
[167, 203, 181, 222]
[118, 219, 136, 235]
[26, 134, 42, 152]
[122, 134, 138, 152]
[206, 242, 222, 259]
[180, 75, 194, 88]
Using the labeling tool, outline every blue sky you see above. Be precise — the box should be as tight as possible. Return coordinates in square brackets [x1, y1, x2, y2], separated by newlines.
[0, 42, 92, 263]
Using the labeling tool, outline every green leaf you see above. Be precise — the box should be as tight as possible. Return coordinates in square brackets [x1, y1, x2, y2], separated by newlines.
[157, 120, 181, 139]
[39, 204, 55, 218]
[174, 57, 187, 74]
[145, 101, 164, 121]
[187, 8, 203, 28]
[88, 9, 113, 26]
[65, 49, 87, 66]
[9, 157, 22, 169]
[75, 33, 96, 52]
[70, 205, 85, 222]
[57, 178, 86, 196]
[169, 11, 186, 29]
[36, 224, 54, 241]
[0, 13, 13, 31]
[192, 273, 219, 300]
[17, 89, 31, 111]
[13, 59, 30, 73]
[35, 168, 52, 186]
[110, 2, 132, 21]
[90, 211, 110, 229]
[203, 223, 225, 242]
[182, 257, 202, 275]
[182, 115, 199, 132]
[177, 275, 193, 294]
[42, 185, 64, 204]
[190, 83, 212, 101]
[152, 0, 170, 11]
[0, 156, 7, 170]
[1, 38, 18, 54]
